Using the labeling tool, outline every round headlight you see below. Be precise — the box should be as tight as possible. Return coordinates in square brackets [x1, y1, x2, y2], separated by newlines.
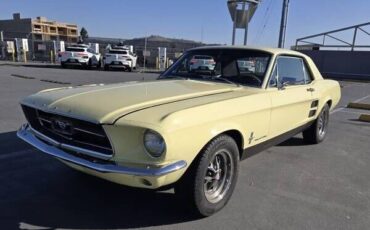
[143, 130, 166, 158]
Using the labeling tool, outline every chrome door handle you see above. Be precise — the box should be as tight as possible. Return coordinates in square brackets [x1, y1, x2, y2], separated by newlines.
[307, 88, 315, 92]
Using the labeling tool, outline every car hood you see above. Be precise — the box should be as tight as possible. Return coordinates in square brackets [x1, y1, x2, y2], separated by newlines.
[21, 80, 239, 124]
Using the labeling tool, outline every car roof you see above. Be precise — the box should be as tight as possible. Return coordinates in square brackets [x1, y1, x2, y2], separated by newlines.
[189, 45, 306, 57]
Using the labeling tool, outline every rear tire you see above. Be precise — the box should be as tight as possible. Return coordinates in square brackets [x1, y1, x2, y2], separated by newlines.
[303, 103, 330, 144]
[174, 135, 239, 217]
[87, 59, 92, 70]
[104, 65, 109, 71]
[61, 62, 66, 68]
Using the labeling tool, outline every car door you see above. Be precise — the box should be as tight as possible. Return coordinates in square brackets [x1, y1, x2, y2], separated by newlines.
[267, 56, 314, 138]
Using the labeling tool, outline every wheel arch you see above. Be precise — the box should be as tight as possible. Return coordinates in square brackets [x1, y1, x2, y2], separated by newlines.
[195, 129, 244, 163]
[320, 97, 333, 111]
[222, 130, 244, 158]
[177, 128, 244, 185]
[326, 99, 333, 108]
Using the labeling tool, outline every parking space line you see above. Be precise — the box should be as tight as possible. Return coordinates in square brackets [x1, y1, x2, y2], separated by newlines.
[353, 95, 370, 103]
[331, 94, 370, 114]
[335, 109, 366, 115]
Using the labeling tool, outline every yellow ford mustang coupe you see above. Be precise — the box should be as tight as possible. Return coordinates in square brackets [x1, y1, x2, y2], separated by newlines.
[18, 46, 340, 216]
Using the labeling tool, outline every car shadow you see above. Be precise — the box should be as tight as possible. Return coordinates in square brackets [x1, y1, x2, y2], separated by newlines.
[0, 131, 200, 229]
[277, 137, 311, 147]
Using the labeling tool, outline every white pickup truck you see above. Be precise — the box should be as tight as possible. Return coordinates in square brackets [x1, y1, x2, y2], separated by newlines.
[60, 44, 102, 69]
[103, 47, 137, 71]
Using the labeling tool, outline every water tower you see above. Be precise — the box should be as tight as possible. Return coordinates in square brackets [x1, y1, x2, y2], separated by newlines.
[227, 0, 261, 45]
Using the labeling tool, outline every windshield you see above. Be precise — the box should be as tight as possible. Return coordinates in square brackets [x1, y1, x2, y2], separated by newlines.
[65, 47, 85, 52]
[108, 50, 128, 54]
[160, 48, 271, 87]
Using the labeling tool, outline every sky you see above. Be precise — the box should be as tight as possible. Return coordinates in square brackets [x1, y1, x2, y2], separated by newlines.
[2, 0, 370, 48]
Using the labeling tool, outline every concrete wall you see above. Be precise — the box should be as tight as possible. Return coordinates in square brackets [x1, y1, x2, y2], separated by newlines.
[300, 50, 370, 80]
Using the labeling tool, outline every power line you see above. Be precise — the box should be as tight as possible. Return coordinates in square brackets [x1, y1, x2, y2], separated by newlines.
[253, 0, 275, 44]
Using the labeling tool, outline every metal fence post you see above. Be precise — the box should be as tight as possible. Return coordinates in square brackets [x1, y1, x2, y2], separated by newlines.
[352, 27, 358, 51]
[0, 31, 4, 59]
[143, 36, 147, 72]
[23, 49, 27, 63]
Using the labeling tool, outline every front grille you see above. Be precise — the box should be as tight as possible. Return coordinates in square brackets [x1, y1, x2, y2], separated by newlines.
[21, 105, 113, 156]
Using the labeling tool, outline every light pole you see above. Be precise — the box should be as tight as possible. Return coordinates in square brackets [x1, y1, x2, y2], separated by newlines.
[278, 0, 290, 48]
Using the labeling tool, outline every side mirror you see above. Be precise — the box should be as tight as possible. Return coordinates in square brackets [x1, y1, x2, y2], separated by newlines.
[277, 81, 289, 90]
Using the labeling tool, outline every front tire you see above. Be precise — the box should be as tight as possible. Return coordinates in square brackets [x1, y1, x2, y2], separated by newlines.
[175, 135, 239, 217]
[104, 64, 109, 71]
[303, 103, 330, 144]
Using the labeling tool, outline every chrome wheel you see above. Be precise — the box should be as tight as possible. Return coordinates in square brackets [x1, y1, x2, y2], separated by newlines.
[318, 107, 329, 136]
[203, 149, 234, 204]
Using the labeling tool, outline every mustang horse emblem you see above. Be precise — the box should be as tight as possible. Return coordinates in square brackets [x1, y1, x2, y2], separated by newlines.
[51, 118, 73, 135]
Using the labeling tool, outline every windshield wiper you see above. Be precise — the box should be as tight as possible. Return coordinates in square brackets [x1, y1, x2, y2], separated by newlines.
[160, 74, 240, 87]
[209, 75, 240, 87]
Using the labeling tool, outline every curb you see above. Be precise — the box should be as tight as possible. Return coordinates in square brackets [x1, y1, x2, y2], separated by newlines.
[359, 114, 370, 122]
[22, 64, 60, 69]
[0, 61, 60, 68]
[347, 102, 370, 110]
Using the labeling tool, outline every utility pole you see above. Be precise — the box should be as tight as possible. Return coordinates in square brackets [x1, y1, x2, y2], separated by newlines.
[278, 0, 290, 48]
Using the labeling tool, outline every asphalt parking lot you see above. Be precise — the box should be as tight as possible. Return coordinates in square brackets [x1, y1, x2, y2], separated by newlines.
[0, 65, 369, 230]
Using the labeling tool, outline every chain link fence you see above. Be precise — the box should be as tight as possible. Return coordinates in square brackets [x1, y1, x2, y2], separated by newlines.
[0, 37, 201, 69]
[0, 38, 75, 63]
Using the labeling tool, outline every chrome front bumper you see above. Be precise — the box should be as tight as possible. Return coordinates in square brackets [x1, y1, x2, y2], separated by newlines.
[17, 124, 187, 177]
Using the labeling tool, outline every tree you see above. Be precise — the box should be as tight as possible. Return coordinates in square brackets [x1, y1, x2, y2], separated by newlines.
[80, 27, 89, 41]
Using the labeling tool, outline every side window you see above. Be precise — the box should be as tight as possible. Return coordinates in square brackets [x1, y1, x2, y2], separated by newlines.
[276, 57, 305, 85]
[271, 56, 312, 86]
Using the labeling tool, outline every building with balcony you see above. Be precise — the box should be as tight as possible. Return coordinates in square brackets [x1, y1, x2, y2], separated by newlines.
[0, 13, 78, 42]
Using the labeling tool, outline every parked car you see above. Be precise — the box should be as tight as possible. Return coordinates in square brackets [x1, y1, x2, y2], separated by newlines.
[17, 46, 340, 217]
[103, 47, 137, 71]
[237, 60, 255, 72]
[60, 44, 101, 69]
[189, 55, 216, 71]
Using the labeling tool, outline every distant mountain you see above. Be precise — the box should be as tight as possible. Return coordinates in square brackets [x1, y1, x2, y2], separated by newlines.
[85, 36, 126, 44]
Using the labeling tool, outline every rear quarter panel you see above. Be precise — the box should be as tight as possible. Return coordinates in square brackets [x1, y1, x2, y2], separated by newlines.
[312, 79, 341, 112]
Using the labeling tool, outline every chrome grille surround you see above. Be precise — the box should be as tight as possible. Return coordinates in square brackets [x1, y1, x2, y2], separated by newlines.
[21, 104, 113, 159]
